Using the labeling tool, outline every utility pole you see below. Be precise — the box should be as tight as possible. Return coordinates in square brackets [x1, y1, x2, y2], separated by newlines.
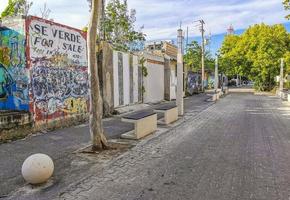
[177, 27, 184, 116]
[214, 56, 219, 92]
[280, 58, 284, 93]
[197, 20, 205, 92]
[186, 26, 189, 54]
[201, 20, 205, 92]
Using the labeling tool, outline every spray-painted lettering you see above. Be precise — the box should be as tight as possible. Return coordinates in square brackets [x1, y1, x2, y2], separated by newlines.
[28, 18, 88, 121]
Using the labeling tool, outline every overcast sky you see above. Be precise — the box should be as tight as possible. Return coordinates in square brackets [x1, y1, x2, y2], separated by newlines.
[0, 0, 288, 40]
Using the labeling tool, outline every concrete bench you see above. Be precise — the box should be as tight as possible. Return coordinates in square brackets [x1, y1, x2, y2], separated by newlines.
[212, 93, 220, 101]
[154, 104, 178, 125]
[281, 91, 288, 101]
[121, 110, 157, 140]
[212, 89, 228, 101]
[277, 90, 288, 101]
[224, 87, 229, 94]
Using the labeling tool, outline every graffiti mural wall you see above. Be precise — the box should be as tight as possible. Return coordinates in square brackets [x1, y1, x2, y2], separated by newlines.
[0, 17, 29, 111]
[27, 16, 88, 121]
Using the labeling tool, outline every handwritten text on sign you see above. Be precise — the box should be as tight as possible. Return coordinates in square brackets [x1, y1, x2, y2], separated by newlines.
[29, 19, 87, 65]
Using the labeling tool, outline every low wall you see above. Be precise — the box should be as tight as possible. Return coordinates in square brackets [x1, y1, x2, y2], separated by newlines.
[26, 16, 89, 129]
[142, 52, 165, 103]
[0, 16, 89, 135]
[112, 50, 140, 108]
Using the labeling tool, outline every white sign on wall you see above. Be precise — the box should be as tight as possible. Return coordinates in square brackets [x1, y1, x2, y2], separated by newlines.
[28, 18, 87, 66]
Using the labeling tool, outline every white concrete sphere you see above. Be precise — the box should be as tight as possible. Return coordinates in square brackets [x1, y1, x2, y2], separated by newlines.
[21, 154, 54, 184]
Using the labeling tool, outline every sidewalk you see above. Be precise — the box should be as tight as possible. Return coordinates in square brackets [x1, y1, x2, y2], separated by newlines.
[0, 93, 213, 199]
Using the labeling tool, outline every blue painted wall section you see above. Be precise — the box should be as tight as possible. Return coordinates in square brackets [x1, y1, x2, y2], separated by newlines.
[0, 23, 29, 111]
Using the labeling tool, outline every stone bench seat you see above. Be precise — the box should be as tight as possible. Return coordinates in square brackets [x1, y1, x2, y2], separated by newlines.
[154, 104, 178, 125]
[212, 90, 226, 101]
[121, 110, 157, 140]
[224, 87, 229, 94]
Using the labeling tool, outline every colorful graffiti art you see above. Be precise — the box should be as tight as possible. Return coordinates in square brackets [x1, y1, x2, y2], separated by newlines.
[187, 72, 201, 95]
[0, 20, 29, 111]
[27, 17, 88, 121]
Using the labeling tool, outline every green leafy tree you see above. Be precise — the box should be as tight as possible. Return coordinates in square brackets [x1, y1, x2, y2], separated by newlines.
[220, 23, 290, 91]
[1, 0, 32, 19]
[283, 0, 290, 20]
[219, 34, 249, 79]
[101, 0, 145, 51]
[184, 41, 214, 72]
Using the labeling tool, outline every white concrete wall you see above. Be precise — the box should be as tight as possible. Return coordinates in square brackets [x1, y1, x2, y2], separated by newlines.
[113, 51, 119, 107]
[170, 70, 177, 100]
[123, 53, 130, 105]
[144, 61, 165, 103]
[133, 56, 139, 103]
[113, 51, 139, 107]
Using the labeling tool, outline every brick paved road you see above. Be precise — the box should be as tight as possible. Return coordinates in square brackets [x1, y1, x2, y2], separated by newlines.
[58, 93, 290, 200]
[2, 93, 213, 199]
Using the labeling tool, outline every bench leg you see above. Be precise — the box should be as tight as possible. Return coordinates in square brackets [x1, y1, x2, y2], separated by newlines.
[135, 114, 157, 139]
[164, 107, 178, 124]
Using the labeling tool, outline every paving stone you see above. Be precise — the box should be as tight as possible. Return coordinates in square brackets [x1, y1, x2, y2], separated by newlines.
[58, 93, 290, 200]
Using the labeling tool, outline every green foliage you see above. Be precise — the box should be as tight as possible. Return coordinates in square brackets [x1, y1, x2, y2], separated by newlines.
[101, 0, 145, 51]
[141, 86, 145, 94]
[283, 0, 290, 20]
[1, 0, 32, 19]
[184, 41, 215, 72]
[142, 66, 148, 77]
[139, 57, 148, 77]
[1, 0, 14, 18]
[82, 27, 88, 32]
[219, 34, 245, 78]
[219, 23, 290, 91]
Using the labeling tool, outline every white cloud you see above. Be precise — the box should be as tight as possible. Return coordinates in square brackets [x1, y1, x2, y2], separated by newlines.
[0, 0, 9, 13]
[0, 0, 90, 29]
[0, 0, 288, 40]
[127, 0, 288, 40]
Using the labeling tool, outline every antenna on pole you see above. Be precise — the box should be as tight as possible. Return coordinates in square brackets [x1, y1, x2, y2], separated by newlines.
[208, 31, 212, 54]
[227, 24, 234, 35]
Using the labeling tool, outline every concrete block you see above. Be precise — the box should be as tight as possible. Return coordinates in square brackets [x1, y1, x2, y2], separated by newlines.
[217, 93, 220, 99]
[155, 107, 178, 125]
[164, 107, 178, 124]
[279, 91, 288, 100]
[224, 88, 229, 94]
[0, 112, 32, 130]
[121, 114, 157, 139]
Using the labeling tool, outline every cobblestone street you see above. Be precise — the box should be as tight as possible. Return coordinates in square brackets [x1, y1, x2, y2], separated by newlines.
[1, 93, 212, 199]
[58, 92, 290, 200]
[0, 0, 288, 199]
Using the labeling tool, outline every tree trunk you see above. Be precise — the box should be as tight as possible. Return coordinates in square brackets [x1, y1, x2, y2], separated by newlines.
[87, 0, 108, 151]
